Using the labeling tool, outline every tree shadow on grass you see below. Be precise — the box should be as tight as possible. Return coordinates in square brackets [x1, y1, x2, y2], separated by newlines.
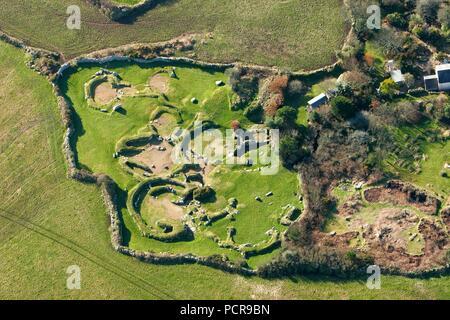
[113, 0, 180, 25]
[117, 186, 133, 246]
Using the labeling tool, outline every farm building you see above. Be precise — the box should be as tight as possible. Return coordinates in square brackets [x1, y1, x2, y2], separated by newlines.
[307, 93, 328, 111]
[387, 60, 405, 85]
[390, 70, 405, 85]
[423, 63, 450, 92]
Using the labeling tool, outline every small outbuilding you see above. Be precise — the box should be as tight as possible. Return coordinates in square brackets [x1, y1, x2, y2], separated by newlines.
[307, 93, 328, 111]
[387, 60, 405, 85]
[391, 69, 405, 85]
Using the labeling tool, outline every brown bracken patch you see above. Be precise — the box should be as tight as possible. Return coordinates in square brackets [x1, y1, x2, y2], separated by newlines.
[364, 181, 440, 214]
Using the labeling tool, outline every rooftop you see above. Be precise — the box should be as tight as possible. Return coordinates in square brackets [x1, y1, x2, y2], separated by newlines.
[424, 75, 439, 91]
[437, 68, 450, 84]
[436, 63, 450, 72]
[391, 69, 405, 84]
[307, 93, 327, 108]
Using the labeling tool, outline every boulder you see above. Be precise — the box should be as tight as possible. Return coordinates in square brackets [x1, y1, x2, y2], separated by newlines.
[228, 198, 238, 208]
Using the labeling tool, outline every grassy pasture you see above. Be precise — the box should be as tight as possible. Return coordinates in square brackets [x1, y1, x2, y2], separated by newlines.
[402, 140, 450, 198]
[382, 118, 450, 198]
[1, 40, 450, 300]
[0, 0, 349, 71]
[205, 167, 302, 245]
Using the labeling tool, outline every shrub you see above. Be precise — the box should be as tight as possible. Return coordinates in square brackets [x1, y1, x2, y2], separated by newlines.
[412, 25, 427, 38]
[268, 75, 289, 95]
[403, 73, 415, 88]
[379, 78, 400, 99]
[286, 227, 302, 242]
[433, 94, 450, 122]
[244, 101, 263, 122]
[370, 98, 381, 110]
[263, 94, 284, 117]
[287, 80, 306, 98]
[229, 67, 258, 103]
[438, 5, 450, 29]
[309, 111, 321, 123]
[381, 0, 403, 10]
[436, 52, 449, 62]
[330, 96, 356, 119]
[339, 71, 371, 92]
[280, 135, 306, 169]
[364, 52, 375, 67]
[445, 105, 450, 121]
[373, 26, 406, 58]
[339, 37, 364, 70]
[425, 27, 444, 46]
[416, 0, 440, 24]
[336, 83, 353, 98]
[396, 101, 424, 125]
[230, 120, 240, 130]
[408, 14, 424, 31]
[269, 106, 298, 129]
[386, 13, 407, 29]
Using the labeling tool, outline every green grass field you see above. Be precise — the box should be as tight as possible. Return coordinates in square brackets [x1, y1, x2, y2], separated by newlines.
[0, 0, 349, 71]
[2, 34, 450, 300]
[403, 140, 450, 197]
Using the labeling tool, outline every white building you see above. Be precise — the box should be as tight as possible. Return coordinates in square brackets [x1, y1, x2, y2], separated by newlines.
[387, 60, 405, 85]
[424, 63, 450, 91]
